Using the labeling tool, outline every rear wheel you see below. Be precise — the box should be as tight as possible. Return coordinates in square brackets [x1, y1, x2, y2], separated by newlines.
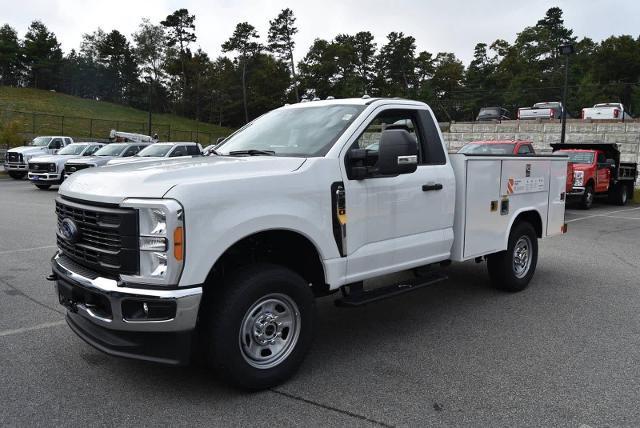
[8, 171, 26, 179]
[202, 263, 314, 390]
[35, 184, 51, 190]
[580, 183, 594, 210]
[609, 183, 629, 206]
[487, 221, 538, 292]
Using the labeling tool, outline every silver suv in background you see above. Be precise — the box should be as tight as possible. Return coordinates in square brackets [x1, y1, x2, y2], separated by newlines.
[64, 142, 151, 177]
[27, 142, 104, 189]
[106, 142, 203, 165]
[4, 136, 73, 179]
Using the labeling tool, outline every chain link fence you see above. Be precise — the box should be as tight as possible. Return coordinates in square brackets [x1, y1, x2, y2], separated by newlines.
[0, 109, 227, 148]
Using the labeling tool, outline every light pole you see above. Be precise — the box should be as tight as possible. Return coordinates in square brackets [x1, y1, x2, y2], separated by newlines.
[558, 44, 575, 145]
[146, 77, 153, 136]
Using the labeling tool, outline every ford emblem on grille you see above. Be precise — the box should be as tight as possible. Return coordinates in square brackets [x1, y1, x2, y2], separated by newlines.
[60, 218, 81, 243]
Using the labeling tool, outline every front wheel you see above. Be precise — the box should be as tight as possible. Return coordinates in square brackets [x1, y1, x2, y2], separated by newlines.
[487, 221, 538, 292]
[202, 263, 314, 390]
[580, 184, 594, 209]
[8, 171, 26, 179]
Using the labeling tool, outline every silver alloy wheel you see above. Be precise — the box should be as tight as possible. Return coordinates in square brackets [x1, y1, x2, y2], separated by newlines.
[585, 188, 594, 205]
[239, 293, 301, 369]
[512, 235, 533, 279]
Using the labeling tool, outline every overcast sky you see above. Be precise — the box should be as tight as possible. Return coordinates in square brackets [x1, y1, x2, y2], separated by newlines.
[1, 0, 639, 65]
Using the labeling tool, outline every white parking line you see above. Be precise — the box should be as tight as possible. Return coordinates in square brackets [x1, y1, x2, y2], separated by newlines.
[0, 320, 65, 337]
[566, 206, 640, 223]
[0, 245, 57, 255]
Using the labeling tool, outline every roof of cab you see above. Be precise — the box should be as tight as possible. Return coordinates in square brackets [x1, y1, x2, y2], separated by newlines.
[280, 97, 428, 109]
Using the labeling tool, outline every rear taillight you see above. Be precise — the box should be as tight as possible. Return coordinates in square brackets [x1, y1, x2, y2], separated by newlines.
[550, 110, 554, 119]
[614, 109, 620, 118]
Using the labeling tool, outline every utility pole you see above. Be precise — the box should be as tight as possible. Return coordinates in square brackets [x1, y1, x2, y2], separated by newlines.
[559, 44, 575, 145]
[147, 79, 153, 136]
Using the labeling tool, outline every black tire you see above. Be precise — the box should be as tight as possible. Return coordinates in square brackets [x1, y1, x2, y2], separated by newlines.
[580, 183, 594, 210]
[487, 221, 538, 292]
[8, 171, 26, 179]
[35, 184, 51, 190]
[202, 263, 314, 390]
[610, 183, 629, 206]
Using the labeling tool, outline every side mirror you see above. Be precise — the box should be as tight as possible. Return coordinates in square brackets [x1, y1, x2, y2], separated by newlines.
[376, 129, 418, 175]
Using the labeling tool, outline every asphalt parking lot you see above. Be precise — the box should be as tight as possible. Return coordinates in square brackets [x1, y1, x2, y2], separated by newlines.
[1, 178, 639, 427]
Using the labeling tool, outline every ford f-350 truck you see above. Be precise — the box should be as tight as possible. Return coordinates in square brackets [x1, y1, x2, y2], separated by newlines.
[4, 136, 73, 179]
[50, 98, 568, 389]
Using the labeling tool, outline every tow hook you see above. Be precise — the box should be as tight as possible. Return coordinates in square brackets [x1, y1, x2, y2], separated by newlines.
[46, 273, 58, 281]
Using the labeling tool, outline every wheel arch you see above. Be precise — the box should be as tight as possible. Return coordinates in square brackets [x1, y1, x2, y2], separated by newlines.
[504, 209, 543, 248]
[204, 228, 329, 297]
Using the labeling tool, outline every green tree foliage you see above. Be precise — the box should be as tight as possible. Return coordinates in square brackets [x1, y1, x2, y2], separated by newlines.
[222, 22, 263, 123]
[22, 21, 62, 89]
[374, 32, 417, 97]
[0, 24, 22, 86]
[267, 8, 299, 101]
[161, 8, 196, 106]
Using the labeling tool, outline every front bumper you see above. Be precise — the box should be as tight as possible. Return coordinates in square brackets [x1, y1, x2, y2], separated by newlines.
[29, 172, 62, 182]
[52, 252, 202, 365]
[4, 162, 28, 171]
[567, 186, 585, 196]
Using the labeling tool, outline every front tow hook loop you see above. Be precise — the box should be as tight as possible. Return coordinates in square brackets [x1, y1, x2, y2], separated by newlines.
[46, 273, 58, 281]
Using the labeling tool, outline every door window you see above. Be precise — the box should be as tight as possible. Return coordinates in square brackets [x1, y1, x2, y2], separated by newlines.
[49, 138, 63, 149]
[123, 145, 142, 157]
[517, 144, 532, 155]
[186, 145, 201, 156]
[349, 110, 421, 172]
[83, 145, 101, 156]
[170, 145, 188, 157]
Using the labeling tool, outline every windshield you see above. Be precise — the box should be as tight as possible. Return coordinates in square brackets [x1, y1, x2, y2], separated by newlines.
[478, 108, 500, 116]
[94, 144, 127, 156]
[459, 143, 515, 154]
[58, 144, 89, 155]
[218, 104, 365, 157]
[556, 151, 594, 164]
[137, 145, 172, 157]
[30, 137, 52, 146]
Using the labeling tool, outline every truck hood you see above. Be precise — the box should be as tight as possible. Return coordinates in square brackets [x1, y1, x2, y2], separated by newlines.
[569, 163, 593, 172]
[59, 156, 307, 204]
[8, 146, 47, 156]
[68, 156, 113, 166]
[28, 154, 76, 164]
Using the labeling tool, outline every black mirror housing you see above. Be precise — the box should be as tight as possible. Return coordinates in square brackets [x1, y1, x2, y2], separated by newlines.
[377, 129, 418, 175]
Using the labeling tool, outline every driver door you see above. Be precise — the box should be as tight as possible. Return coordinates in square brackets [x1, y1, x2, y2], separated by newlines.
[595, 152, 610, 192]
[341, 106, 455, 283]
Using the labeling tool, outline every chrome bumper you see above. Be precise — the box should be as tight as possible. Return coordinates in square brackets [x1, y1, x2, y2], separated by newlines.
[4, 162, 27, 170]
[29, 172, 61, 182]
[52, 252, 202, 332]
[568, 186, 585, 196]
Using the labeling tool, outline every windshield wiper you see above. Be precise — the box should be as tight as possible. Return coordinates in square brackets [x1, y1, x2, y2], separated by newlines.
[228, 149, 275, 156]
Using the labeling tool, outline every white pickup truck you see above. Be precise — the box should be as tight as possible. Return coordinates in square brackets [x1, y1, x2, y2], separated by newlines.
[4, 136, 74, 179]
[581, 103, 633, 121]
[50, 98, 568, 389]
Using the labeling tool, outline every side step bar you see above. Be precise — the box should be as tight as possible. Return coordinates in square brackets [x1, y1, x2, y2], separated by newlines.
[335, 272, 447, 307]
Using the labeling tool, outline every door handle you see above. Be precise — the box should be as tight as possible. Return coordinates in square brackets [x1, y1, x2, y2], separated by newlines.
[422, 183, 443, 191]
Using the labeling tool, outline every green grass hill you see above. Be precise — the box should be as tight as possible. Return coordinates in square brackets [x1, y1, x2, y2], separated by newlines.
[0, 86, 232, 144]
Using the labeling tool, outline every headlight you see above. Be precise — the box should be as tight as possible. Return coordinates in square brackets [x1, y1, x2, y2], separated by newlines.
[49, 163, 56, 172]
[120, 198, 184, 286]
[573, 171, 584, 187]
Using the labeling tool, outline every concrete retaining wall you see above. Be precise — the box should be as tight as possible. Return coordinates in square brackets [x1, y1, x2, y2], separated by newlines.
[443, 121, 640, 165]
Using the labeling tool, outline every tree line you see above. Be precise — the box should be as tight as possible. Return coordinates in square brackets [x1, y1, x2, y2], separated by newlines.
[0, 7, 639, 126]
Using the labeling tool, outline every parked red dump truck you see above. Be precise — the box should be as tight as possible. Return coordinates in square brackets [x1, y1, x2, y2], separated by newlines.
[551, 143, 638, 209]
[459, 140, 574, 193]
